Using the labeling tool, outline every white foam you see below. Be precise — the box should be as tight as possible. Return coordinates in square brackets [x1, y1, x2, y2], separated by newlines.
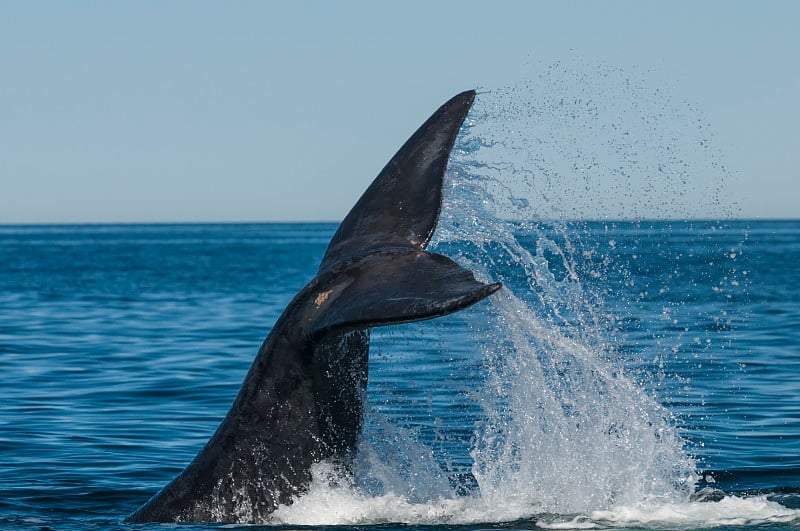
[270, 465, 799, 528]
[269, 463, 468, 525]
[540, 496, 800, 529]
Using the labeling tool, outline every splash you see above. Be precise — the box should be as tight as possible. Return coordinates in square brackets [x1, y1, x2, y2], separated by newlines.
[272, 72, 796, 526]
[427, 74, 717, 512]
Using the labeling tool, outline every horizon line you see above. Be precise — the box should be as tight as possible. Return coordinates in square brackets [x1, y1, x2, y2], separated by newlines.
[1, 217, 799, 228]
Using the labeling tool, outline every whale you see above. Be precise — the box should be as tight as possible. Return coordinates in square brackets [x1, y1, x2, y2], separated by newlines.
[127, 90, 502, 523]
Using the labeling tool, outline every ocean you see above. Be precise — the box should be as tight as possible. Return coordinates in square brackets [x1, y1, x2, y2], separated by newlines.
[1, 218, 798, 530]
[1, 73, 799, 530]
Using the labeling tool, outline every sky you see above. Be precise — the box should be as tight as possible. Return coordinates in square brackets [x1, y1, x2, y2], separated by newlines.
[1, 1, 798, 224]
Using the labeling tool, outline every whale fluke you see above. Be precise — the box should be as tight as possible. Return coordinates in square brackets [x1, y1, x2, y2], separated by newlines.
[127, 90, 501, 523]
[312, 249, 499, 335]
[320, 90, 476, 271]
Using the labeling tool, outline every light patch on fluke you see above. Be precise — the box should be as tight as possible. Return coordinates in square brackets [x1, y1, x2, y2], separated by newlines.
[314, 289, 333, 308]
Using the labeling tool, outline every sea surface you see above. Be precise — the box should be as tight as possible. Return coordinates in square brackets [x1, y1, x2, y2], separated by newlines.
[0, 218, 798, 530]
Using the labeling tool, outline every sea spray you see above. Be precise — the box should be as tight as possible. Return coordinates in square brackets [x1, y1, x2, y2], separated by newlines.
[428, 79, 708, 513]
[437, 242, 697, 513]
[431, 190, 696, 515]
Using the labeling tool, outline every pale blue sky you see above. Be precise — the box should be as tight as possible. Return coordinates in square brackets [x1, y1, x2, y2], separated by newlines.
[1, 1, 798, 223]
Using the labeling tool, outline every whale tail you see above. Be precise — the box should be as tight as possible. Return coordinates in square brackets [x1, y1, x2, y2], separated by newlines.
[126, 91, 501, 524]
[315, 89, 500, 334]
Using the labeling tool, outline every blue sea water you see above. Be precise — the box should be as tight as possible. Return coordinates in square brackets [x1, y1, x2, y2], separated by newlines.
[1, 219, 798, 530]
[1, 72, 799, 529]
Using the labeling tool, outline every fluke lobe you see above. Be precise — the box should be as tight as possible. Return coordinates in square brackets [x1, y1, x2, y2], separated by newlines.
[127, 90, 502, 523]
